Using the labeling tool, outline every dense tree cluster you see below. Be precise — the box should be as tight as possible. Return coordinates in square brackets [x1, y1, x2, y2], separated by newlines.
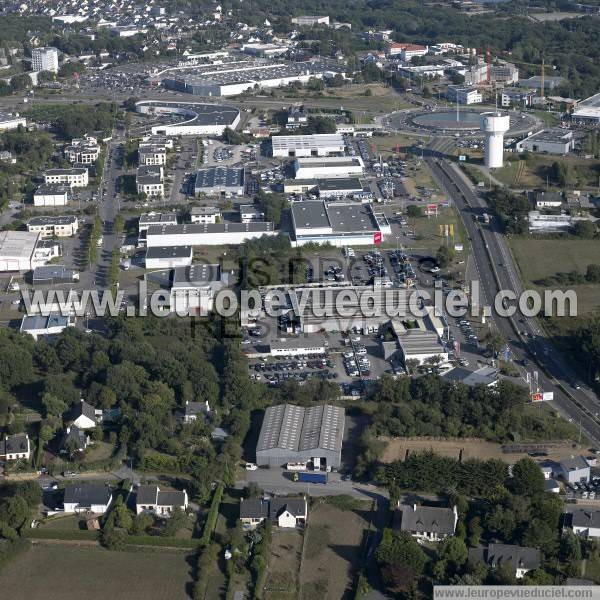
[487, 188, 530, 234]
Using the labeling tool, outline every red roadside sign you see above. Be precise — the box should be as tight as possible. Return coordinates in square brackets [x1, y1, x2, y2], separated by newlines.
[374, 232, 382, 245]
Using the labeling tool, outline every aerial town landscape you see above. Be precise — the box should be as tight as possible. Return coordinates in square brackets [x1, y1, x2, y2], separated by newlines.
[0, 0, 599, 598]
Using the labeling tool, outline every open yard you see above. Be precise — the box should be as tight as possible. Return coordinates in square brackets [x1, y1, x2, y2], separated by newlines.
[301, 499, 372, 600]
[509, 236, 600, 314]
[379, 432, 581, 464]
[264, 528, 304, 599]
[0, 545, 194, 600]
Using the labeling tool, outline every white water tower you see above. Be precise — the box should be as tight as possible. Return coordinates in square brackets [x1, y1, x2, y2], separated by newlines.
[480, 112, 510, 169]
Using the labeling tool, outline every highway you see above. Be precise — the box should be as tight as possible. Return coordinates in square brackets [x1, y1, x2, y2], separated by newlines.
[424, 141, 600, 444]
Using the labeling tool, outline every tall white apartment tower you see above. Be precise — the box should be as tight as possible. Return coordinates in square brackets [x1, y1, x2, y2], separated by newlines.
[31, 47, 59, 73]
[480, 112, 510, 169]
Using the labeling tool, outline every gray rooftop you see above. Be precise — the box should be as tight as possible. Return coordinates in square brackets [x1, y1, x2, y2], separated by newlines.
[147, 222, 274, 236]
[139, 212, 177, 226]
[2, 433, 28, 455]
[28, 215, 78, 227]
[63, 483, 112, 508]
[561, 455, 589, 471]
[172, 263, 223, 286]
[146, 245, 193, 259]
[256, 403, 345, 453]
[399, 504, 456, 536]
[195, 166, 244, 190]
[33, 265, 75, 281]
[135, 101, 239, 127]
[566, 506, 600, 529]
[34, 184, 71, 196]
[523, 128, 573, 144]
[469, 544, 541, 572]
[21, 313, 70, 331]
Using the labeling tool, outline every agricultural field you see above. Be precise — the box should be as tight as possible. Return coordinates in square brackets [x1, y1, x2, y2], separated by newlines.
[264, 528, 304, 599]
[509, 237, 600, 314]
[301, 499, 372, 600]
[0, 545, 193, 600]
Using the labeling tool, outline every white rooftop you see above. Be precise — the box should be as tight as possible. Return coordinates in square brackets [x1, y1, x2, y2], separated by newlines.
[0, 231, 40, 259]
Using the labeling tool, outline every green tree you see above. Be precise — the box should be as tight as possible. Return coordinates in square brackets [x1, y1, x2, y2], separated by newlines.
[511, 458, 545, 496]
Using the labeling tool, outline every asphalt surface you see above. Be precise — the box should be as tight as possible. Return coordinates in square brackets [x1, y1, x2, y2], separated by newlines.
[424, 141, 600, 444]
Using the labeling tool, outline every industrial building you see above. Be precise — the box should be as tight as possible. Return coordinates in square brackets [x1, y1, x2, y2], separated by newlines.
[27, 215, 79, 238]
[169, 263, 229, 315]
[135, 101, 240, 136]
[293, 156, 365, 179]
[0, 111, 27, 131]
[446, 85, 483, 105]
[160, 61, 328, 98]
[32, 265, 79, 285]
[388, 317, 448, 366]
[136, 165, 164, 197]
[139, 212, 178, 234]
[145, 222, 276, 247]
[33, 184, 70, 207]
[283, 177, 370, 200]
[290, 201, 390, 247]
[271, 134, 345, 158]
[269, 338, 328, 357]
[255, 403, 345, 469]
[194, 167, 245, 196]
[44, 167, 89, 188]
[572, 92, 600, 124]
[516, 129, 574, 155]
[20, 313, 74, 340]
[239, 205, 265, 223]
[528, 211, 575, 233]
[0, 231, 42, 272]
[31, 47, 59, 73]
[145, 246, 193, 269]
[190, 206, 222, 224]
[291, 15, 329, 26]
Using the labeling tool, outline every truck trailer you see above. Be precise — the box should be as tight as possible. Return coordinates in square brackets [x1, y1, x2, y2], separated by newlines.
[292, 471, 328, 484]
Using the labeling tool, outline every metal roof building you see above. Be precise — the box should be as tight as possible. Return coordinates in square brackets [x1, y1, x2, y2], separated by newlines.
[256, 403, 345, 469]
[271, 133, 345, 158]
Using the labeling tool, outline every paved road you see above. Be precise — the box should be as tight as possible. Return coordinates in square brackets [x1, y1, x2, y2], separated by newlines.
[424, 146, 600, 444]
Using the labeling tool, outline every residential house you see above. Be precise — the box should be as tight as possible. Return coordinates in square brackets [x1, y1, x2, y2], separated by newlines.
[239, 496, 308, 529]
[0, 433, 31, 461]
[469, 544, 541, 579]
[564, 506, 600, 538]
[63, 483, 113, 514]
[558, 456, 591, 484]
[398, 503, 458, 541]
[69, 399, 102, 430]
[59, 425, 91, 455]
[181, 400, 211, 424]
[135, 485, 188, 517]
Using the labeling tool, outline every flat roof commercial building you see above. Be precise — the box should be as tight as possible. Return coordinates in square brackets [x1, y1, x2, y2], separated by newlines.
[146, 222, 276, 247]
[0, 111, 27, 131]
[27, 215, 79, 238]
[20, 313, 74, 340]
[194, 167, 245, 196]
[293, 156, 364, 179]
[572, 92, 600, 124]
[170, 263, 229, 315]
[516, 129, 574, 155]
[271, 134, 345, 158]
[256, 403, 345, 469]
[145, 245, 193, 269]
[290, 201, 390, 247]
[135, 101, 240, 136]
[139, 212, 178, 234]
[33, 184, 71, 207]
[283, 177, 371, 200]
[0, 231, 41, 272]
[32, 265, 78, 285]
[44, 167, 89, 188]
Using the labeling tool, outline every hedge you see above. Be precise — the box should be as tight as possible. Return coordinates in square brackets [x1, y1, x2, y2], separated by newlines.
[199, 483, 224, 546]
[126, 535, 200, 549]
[22, 528, 99, 541]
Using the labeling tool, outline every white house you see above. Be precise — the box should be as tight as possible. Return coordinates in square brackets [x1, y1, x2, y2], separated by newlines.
[0, 433, 31, 461]
[566, 507, 600, 538]
[135, 485, 188, 516]
[239, 496, 307, 529]
[63, 483, 113, 514]
[181, 400, 211, 423]
[70, 399, 103, 430]
[559, 456, 591, 484]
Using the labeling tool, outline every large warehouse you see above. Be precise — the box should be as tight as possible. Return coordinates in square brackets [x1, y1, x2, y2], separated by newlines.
[572, 92, 600, 125]
[271, 134, 345, 158]
[256, 403, 345, 469]
[516, 128, 574, 155]
[135, 100, 240, 136]
[0, 231, 42, 272]
[194, 166, 245, 196]
[145, 222, 276, 247]
[293, 156, 365, 179]
[290, 201, 390, 247]
[159, 61, 327, 97]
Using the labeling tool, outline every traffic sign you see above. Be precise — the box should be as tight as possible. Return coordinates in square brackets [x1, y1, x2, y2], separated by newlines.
[531, 393, 543, 402]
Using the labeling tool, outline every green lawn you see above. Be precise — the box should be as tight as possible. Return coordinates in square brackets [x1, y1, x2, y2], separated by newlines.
[0, 545, 193, 600]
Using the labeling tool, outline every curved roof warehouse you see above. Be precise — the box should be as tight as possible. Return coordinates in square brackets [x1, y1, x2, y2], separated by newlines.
[135, 100, 240, 136]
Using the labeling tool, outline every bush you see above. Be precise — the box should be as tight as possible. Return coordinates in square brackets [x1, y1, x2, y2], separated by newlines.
[200, 483, 224, 546]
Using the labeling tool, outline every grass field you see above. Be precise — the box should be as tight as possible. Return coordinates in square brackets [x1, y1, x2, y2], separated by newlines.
[301, 501, 371, 600]
[509, 236, 600, 314]
[379, 434, 581, 464]
[0, 545, 193, 600]
[264, 528, 303, 599]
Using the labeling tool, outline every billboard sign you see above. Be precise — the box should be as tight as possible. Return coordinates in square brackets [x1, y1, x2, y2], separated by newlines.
[373, 231, 382, 245]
